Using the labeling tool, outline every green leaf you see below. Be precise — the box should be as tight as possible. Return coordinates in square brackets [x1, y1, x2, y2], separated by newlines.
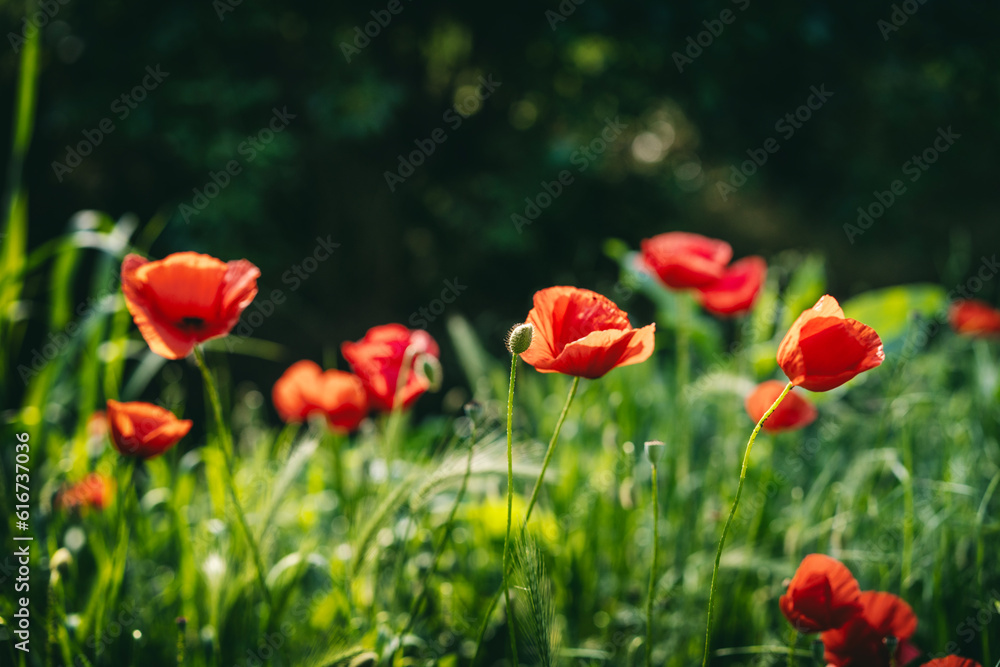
[841, 283, 946, 346]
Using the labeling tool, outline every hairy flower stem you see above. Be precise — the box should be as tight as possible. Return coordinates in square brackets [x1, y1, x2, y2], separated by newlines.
[646, 460, 660, 667]
[702, 381, 793, 667]
[193, 346, 271, 605]
[473, 375, 580, 664]
[523, 375, 580, 527]
[503, 354, 520, 667]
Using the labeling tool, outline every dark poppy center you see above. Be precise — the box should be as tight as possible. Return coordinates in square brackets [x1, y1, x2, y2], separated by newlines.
[178, 316, 207, 331]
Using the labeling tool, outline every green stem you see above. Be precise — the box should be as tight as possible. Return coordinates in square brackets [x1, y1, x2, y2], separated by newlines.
[473, 375, 580, 665]
[646, 461, 659, 667]
[787, 627, 798, 667]
[192, 346, 271, 605]
[675, 294, 692, 484]
[702, 381, 793, 667]
[900, 424, 914, 591]
[503, 354, 520, 667]
[522, 375, 580, 527]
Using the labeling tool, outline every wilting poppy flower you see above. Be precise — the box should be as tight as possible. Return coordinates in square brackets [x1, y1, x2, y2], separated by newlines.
[949, 299, 1000, 337]
[695, 256, 767, 317]
[640, 232, 733, 289]
[821, 591, 918, 667]
[106, 399, 192, 460]
[777, 295, 884, 392]
[342, 324, 440, 411]
[519, 286, 655, 379]
[121, 252, 260, 359]
[779, 554, 862, 633]
[922, 658, 981, 667]
[746, 380, 817, 433]
[56, 473, 112, 514]
[272, 360, 368, 432]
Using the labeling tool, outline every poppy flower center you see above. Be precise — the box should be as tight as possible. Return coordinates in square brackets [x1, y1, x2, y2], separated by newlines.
[178, 316, 207, 331]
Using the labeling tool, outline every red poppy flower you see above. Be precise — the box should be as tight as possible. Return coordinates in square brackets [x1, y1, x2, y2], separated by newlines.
[695, 256, 767, 317]
[779, 554, 862, 633]
[821, 591, 918, 667]
[922, 658, 981, 667]
[121, 252, 260, 360]
[519, 286, 656, 379]
[342, 324, 440, 411]
[949, 299, 1000, 337]
[640, 232, 733, 289]
[272, 360, 368, 432]
[746, 380, 818, 433]
[777, 295, 885, 392]
[106, 399, 192, 460]
[56, 473, 113, 514]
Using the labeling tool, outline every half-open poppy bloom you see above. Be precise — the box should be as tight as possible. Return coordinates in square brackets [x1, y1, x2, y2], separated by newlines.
[640, 232, 733, 289]
[56, 473, 113, 514]
[121, 252, 260, 359]
[821, 591, 919, 667]
[519, 286, 656, 379]
[921, 658, 981, 667]
[695, 256, 767, 317]
[272, 360, 368, 432]
[779, 554, 862, 633]
[342, 324, 440, 411]
[948, 299, 1000, 337]
[777, 295, 884, 392]
[106, 399, 193, 460]
[746, 380, 818, 433]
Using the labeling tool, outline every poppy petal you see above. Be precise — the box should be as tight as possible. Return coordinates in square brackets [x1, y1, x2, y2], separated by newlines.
[777, 295, 884, 392]
[519, 286, 655, 379]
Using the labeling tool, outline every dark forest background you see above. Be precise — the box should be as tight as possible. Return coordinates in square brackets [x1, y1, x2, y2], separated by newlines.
[3, 0, 998, 409]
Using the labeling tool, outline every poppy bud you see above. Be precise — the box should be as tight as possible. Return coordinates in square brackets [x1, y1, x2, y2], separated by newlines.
[414, 353, 443, 392]
[644, 440, 665, 464]
[506, 322, 535, 355]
